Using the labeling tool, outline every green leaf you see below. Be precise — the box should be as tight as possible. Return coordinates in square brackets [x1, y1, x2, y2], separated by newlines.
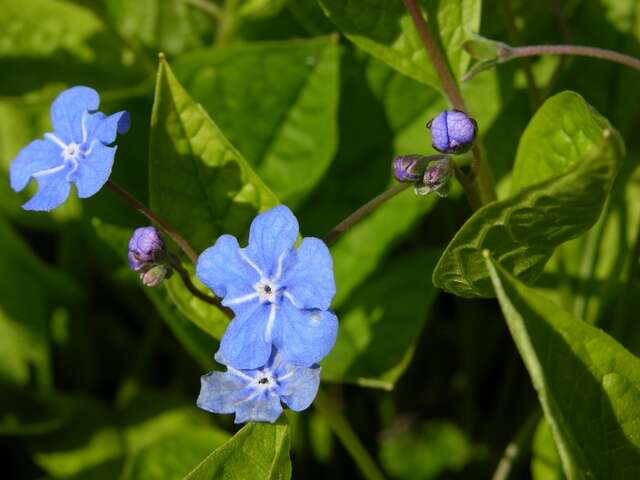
[238, 0, 288, 19]
[531, 419, 565, 480]
[29, 391, 230, 480]
[511, 91, 612, 194]
[0, 218, 81, 388]
[433, 92, 624, 298]
[119, 391, 230, 480]
[31, 397, 125, 479]
[485, 254, 640, 479]
[93, 0, 213, 57]
[379, 420, 477, 480]
[0, 386, 72, 436]
[184, 420, 291, 480]
[174, 37, 339, 205]
[150, 56, 280, 252]
[322, 250, 441, 389]
[317, 0, 481, 89]
[149, 56, 280, 339]
[122, 428, 230, 480]
[540, 156, 640, 324]
[0, 0, 147, 95]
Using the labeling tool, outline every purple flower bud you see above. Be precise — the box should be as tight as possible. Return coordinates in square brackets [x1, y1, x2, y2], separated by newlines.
[414, 158, 452, 197]
[427, 110, 477, 154]
[128, 226, 164, 272]
[392, 155, 426, 183]
[140, 264, 171, 288]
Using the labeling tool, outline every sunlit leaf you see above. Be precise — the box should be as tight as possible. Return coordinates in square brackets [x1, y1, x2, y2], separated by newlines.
[486, 254, 640, 479]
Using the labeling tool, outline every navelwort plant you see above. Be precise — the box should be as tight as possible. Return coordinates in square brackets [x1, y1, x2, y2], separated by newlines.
[4, 0, 640, 479]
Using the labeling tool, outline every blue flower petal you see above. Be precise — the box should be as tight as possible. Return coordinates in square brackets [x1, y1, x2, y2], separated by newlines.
[281, 237, 335, 310]
[197, 235, 260, 306]
[70, 142, 115, 199]
[429, 111, 449, 153]
[274, 302, 338, 366]
[50, 86, 100, 143]
[219, 303, 272, 369]
[197, 371, 250, 415]
[9, 139, 62, 192]
[234, 391, 283, 424]
[22, 164, 72, 211]
[245, 205, 298, 277]
[277, 364, 320, 412]
[84, 111, 131, 145]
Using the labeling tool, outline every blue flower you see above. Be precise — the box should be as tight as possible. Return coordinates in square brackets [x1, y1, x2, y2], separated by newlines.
[427, 110, 477, 154]
[9, 86, 130, 211]
[196, 205, 338, 370]
[197, 349, 320, 424]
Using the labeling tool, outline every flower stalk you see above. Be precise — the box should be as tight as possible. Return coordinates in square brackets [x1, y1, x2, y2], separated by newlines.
[323, 183, 410, 246]
[106, 180, 200, 263]
[402, 0, 496, 208]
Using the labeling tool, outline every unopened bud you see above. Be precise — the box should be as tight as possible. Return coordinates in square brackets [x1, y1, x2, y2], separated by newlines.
[427, 110, 477, 154]
[392, 155, 426, 183]
[128, 226, 165, 272]
[140, 264, 171, 288]
[414, 158, 452, 197]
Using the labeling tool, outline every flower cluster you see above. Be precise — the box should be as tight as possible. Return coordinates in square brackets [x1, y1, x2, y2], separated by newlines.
[195, 205, 337, 423]
[392, 109, 476, 196]
[393, 155, 452, 197]
[10, 86, 130, 211]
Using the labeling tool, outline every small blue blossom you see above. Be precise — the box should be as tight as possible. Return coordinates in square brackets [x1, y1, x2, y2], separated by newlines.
[196, 205, 338, 370]
[10, 86, 130, 211]
[427, 110, 477, 154]
[197, 349, 320, 424]
[128, 226, 165, 272]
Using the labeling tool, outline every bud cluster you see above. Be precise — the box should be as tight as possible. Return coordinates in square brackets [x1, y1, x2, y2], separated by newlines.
[392, 109, 477, 197]
[127, 226, 172, 287]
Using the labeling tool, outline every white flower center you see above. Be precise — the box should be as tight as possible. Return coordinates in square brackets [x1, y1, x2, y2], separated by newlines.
[254, 278, 279, 304]
[62, 142, 81, 161]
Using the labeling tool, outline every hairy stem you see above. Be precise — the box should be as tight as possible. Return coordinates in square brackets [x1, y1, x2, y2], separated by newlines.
[106, 180, 199, 263]
[508, 45, 640, 72]
[323, 183, 409, 246]
[314, 389, 386, 480]
[402, 0, 496, 207]
[402, 0, 464, 109]
[491, 408, 542, 480]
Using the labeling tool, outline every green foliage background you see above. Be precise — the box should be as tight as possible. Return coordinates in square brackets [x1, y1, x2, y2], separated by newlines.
[1, 0, 640, 479]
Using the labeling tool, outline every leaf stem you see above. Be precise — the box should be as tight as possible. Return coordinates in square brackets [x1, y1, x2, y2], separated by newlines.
[314, 389, 386, 480]
[323, 183, 409, 246]
[491, 408, 541, 480]
[167, 255, 233, 318]
[402, 0, 496, 207]
[507, 45, 640, 72]
[106, 180, 199, 263]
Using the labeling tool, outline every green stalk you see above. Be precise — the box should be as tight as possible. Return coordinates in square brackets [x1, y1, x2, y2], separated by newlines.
[314, 389, 386, 480]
